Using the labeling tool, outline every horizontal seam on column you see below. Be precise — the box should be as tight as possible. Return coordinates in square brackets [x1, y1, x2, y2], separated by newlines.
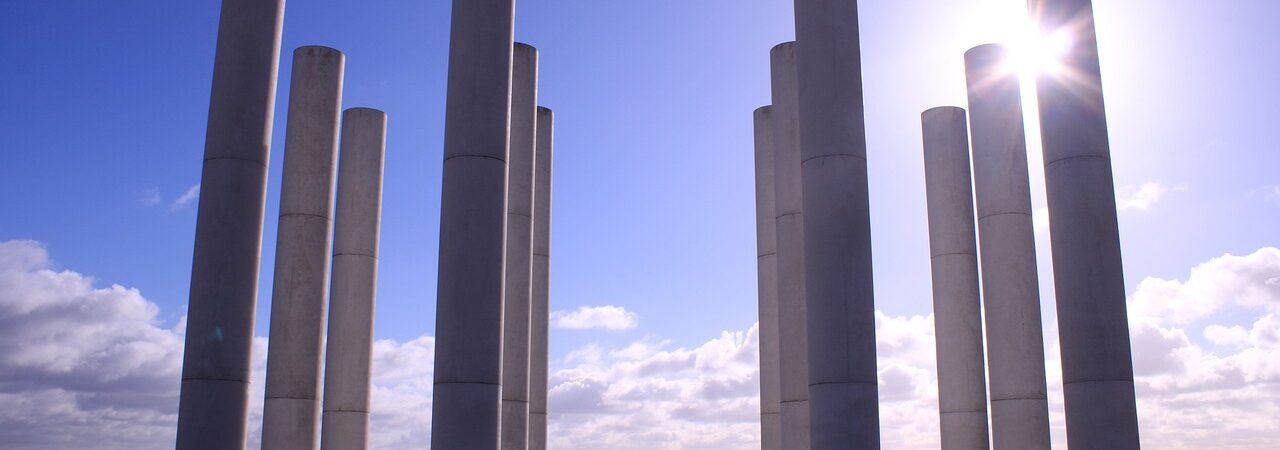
[333, 252, 376, 259]
[930, 251, 975, 258]
[204, 156, 267, 167]
[182, 377, 248, 383]
[978, 211, 1031, 220]
[280, 212, 331, 221]
[758, 252, 777, 258]
[1063, 378, 1134, 384]
[776, 212, 801, 219]
[808, 381, 878, 387]
[323, 408, 370, 413]
[801, 153, 867, 164]
[509, 212, 533, 219]
[1046, 154, 1109, 166]
[265, 395, 318, 400]
[990, 396, 1048, 402]
[940, 409, 987, 414]
[532, 252, 550, 257]
[443, 154, 507, 164]
[503, 399, 531, 404]
[434, 381, 501, 386]
[529, 411, 548, 415]
[779, 399, 808, 404]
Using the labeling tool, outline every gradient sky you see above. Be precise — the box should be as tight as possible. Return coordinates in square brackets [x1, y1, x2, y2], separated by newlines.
[2, 0, 1278, 448]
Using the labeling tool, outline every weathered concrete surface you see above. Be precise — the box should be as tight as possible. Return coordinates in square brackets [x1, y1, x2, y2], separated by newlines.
[792, 1, 880, 447]
[501, 43, 539, 450]
[261, 46, 344, 450]
[964, 44, 1052, 450]
[921, 106, 991, 450]
[176, 0, 285, 447]
[528, 106, 554, 450]
[1027, 1, 1141, 448]
[753, 105, 782, 450]
[769, 42, 811, 450]
[431, 0, 516, 448]
[319, 108, 387, 450]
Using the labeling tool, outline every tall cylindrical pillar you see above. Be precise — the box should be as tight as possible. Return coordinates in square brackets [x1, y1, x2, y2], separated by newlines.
[1027, 1, 1141, 447]
[262, 46, 345, 450]
[431, 0, 516, 447]
[501, 43, 539, 450]
[769, 42, 811, 450]
[792, 1, 880, 447]
[921, 107, 991, 450]
[964, 44, 1051, 450]
[528, 106, 554, 450]
[319, 108, 387, 450]
[753, 105, 782, 450]
[175, 0, 285, 447]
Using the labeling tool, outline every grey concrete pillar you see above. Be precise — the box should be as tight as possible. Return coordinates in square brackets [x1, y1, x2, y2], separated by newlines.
[964, 44, 1051, 450]
[528, 106, 554, 450]
[791, 1, 880, 447]
[430, 0, 516, 447]
[175, 0, 285, 447]
[769, 42, 811, 450]
[501, 43, 539, 450]
[753, 105, 782, 450]
[319, 108, 387, 450]
[921, 106, 991, 450]
[1026, 1, 1141, 447]
[262, 46, 345, 450]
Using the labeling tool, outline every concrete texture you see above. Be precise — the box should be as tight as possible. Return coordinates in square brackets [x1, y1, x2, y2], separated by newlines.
[261, 46, 344, 450]
[768, 42, 811, 450]
[528, 106, 554, 450]
[501, 43, 539, 450]
[431, 0, 517, 447]
[964, 44, 1051, 450]
[920, 106, 991, 450]
[753, 105, 782, 450]
[1027, 1, 1141, 447]
[319, 108, 387, 450]
[792, 1, 881, 447]
[175, 0, 285, 447]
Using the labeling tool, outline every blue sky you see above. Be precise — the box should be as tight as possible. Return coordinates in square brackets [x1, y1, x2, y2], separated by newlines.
[2, 0, 1279, 448]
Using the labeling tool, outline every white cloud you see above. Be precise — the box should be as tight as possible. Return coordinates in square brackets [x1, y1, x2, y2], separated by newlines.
[552, 305, 639, 331]
[1116, 181, 1184, 211]
[1129, 247, 1280, 325]
[170, 184, 200, 211]
[1255, 185, 1280, 205]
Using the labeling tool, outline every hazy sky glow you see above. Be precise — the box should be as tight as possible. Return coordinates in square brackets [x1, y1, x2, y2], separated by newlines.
[1, 0, 1278, 448]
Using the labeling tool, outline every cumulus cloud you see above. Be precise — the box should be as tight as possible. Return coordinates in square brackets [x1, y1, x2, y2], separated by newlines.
[170, 184, 200, 211]
[552, 305, 639, 331]
[1116, 181, 1185, 211]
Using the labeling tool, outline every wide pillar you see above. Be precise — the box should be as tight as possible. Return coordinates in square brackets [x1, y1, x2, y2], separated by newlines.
[791, 1, 880, 447]
[319, 108, 388, 450]
[920, 106, 991, 450]
[261, 46, 345, 450]
[753, 105, 782, 450]
[769, 42, 811, 450]
[430, 0, 517, 447]
[964, 44, 1051, 450]
[175, 0, 285, 447]
[1026, 1, 1141, 447]
[528, 106, 554, 450]
[501, 43, 539, 450]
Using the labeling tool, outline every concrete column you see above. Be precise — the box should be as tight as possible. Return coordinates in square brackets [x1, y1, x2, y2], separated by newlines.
[1026, 1, 1141, 447]
[921, 106, 991, 450]
[430, 0, 516, 447]
[791, 1, 880, 447]
[501, 43, 539, 450]
[175, 0, 285, 447]
[262, 46, 345, 450]
[964, 44, 1051, 450]
[753, 105, 783, 450]
[319, 108, 387, 450]
[528, 106, 554, 450]
[769, 42, 810, 450]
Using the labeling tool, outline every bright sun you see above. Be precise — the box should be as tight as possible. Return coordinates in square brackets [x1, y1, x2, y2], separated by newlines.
[967, 1, 1074, 78]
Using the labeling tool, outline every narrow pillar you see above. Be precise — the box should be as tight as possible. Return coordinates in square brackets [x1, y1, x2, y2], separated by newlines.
[753, 106, 783, 450]
[1027, 1, 1141, 447]
[175, 0, 285, 447]
[964, 44, 1051, 450]
[769, 42, 810, 450]
[319, 108, 387, 450]
[791, 1, 880, 447]
[430, 0, 516, 447]
[921, 106, 991, 450]
[262, 46, 345, 450]
[501, 43, 539, 450]
[528, 106, 554, 450]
